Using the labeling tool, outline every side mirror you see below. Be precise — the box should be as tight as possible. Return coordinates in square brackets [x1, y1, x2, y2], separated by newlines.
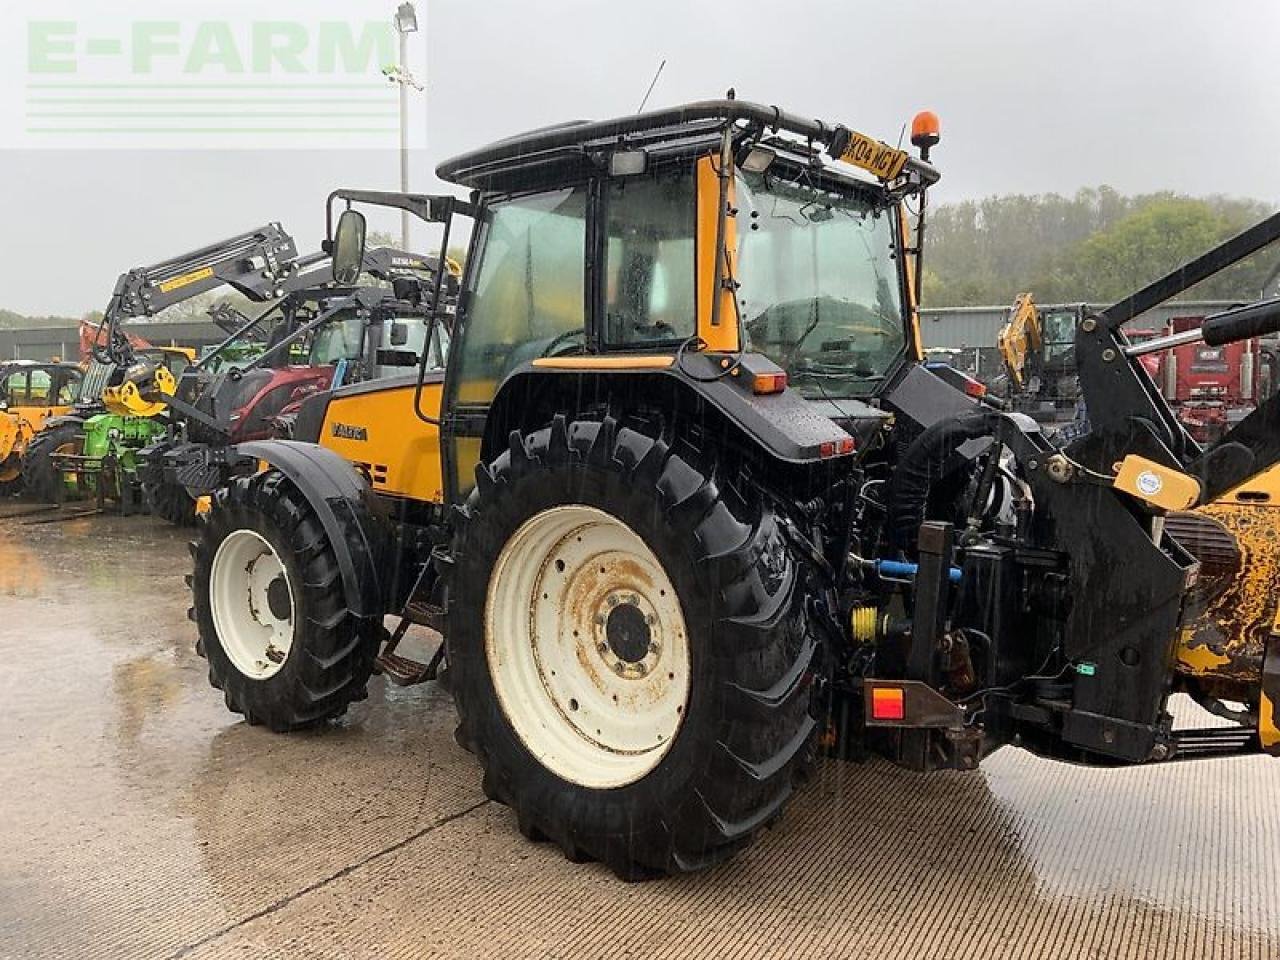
[332, 209, 367, 284]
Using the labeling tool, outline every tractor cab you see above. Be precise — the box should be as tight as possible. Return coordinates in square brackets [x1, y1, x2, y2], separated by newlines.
[0, 360, 83, 414]
[323, 98, 942, 505]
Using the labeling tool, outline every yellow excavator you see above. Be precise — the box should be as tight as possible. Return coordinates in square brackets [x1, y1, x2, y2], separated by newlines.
[998, 291, 1280, 721]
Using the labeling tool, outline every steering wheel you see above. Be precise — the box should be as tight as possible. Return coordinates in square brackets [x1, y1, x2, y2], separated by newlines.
[539, 328, 586, 358]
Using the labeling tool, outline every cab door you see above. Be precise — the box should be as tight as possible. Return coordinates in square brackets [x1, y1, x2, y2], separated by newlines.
[439, 184, 591, 504]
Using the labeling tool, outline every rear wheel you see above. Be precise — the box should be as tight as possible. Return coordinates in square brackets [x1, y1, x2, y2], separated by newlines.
[189, 470, 382, 731]
[21, 421, 81, 502]
[447, 415, 816, 878]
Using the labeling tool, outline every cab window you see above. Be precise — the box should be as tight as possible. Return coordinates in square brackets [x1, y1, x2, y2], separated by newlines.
[57, 369, 81, 404]
[4, 370, 52, 406]
[602, 171, 695, 347]
[309, 312, 366, 365]
[455, 186, 587, 406]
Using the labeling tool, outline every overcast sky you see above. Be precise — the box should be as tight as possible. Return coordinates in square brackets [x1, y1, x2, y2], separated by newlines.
[2, 0, 1278, 316]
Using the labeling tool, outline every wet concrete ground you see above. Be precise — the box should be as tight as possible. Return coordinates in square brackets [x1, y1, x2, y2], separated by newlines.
[1, 504, 1277, 960]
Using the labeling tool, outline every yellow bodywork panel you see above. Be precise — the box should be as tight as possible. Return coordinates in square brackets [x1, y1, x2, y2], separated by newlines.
[0, 400, 76, 467]
[1114, 455, 1201, 511]
[695, 155, 739, 353]
[1173, 465, 1280, 692]
[898, 206, 924, 361]
[160, 346, 198, 365]
[997, 293, 1042, 389]
[1262, 691, 1279, 752]
[319, 380, 445, 504]
[531, 355, 674, 371]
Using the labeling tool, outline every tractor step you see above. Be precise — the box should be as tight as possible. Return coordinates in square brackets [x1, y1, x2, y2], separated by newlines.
[402, 599, 445, 631]
[375, 644, 444, 687]
[1171, 726, 1259, 758]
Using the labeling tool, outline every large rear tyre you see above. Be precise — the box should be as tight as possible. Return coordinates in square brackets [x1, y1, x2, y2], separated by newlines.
[446, 415, 816, 879]
[21, 421, 81, 502]
[189, 470, 382, 731]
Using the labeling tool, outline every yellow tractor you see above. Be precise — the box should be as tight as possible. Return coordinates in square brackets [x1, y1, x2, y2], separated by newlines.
[0, 360, 84, 496]
[187, 99, 1280, 879]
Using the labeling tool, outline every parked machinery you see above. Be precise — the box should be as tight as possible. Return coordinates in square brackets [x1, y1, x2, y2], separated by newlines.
[0, 360, 83, 495]
[21, 224, 311, 510]
[187, 99, 1280, 879]
[140, 246, 458, 523]
[997, 295, 1272, 442]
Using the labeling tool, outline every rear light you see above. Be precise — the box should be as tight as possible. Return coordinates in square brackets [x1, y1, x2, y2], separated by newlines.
[819, 437, 857, 458]
[752, 372, 788, 395]
[871, 686, 905, 721]
[963, 378, 987, 398]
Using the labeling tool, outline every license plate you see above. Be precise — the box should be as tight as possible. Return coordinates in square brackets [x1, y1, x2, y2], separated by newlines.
[839, 131, 910, 180]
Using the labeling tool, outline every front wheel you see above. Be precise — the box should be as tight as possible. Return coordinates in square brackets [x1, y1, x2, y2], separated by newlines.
[446, 415, 817, 878]
[189, 470, 382, 731]
[143, 478, 197, 526]
[21, 421, 81, 502]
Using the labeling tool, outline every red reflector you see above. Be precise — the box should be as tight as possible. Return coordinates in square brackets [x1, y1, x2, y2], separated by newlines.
[871, 687, 905, 721]
[963, 378, 987, 398]
[838, 437, 856, 455]
[753, 372, 788, 395]
[820, 440, 836, 458]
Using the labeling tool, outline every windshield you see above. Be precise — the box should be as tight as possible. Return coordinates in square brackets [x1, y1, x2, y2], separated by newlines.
[737, 170, 905, 399]
[308, 312, 365, 365]
[1041, 310, 1077, 364]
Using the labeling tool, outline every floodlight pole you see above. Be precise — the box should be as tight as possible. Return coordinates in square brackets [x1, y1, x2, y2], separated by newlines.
[395, 3, 419, 250]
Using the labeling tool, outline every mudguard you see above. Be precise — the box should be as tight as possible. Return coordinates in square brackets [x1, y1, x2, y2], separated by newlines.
[40, 414, 87, 431]
[483, 354, 866, 468]
[234, 440, 388, 619]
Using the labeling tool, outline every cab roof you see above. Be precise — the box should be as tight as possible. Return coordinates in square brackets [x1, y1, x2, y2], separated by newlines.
[436, 97, 939, 194]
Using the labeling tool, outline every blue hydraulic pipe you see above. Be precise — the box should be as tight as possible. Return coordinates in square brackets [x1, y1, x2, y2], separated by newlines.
[875, 559, 963, 583]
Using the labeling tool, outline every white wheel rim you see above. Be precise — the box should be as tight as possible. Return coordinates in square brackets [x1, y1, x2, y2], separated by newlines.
[209, 529, 296, 680]
[485, 504, 691, 789]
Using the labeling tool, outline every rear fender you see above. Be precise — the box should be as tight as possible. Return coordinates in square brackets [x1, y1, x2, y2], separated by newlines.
[482, 358, 859, 470]
[233, 440, 388, 618]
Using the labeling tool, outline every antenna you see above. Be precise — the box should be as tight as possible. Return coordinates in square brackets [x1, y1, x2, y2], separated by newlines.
[636, 59, 667, 113]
